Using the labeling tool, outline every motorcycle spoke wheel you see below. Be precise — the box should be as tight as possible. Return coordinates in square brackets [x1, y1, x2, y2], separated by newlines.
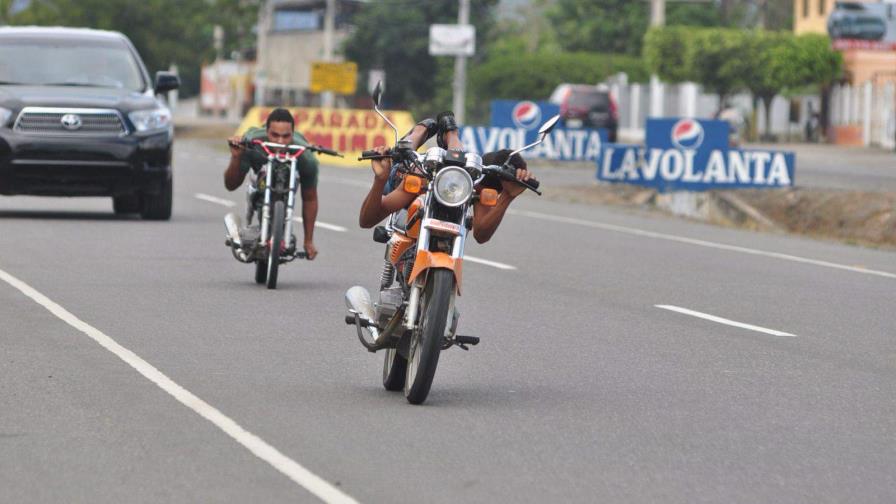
[266, 200, 285, 290]
[404, 269, 454, 405]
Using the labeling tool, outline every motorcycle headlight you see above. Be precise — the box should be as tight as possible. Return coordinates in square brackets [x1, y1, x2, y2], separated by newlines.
[433, 167, 473, 207]
[129, 107, 171, 133]
[0, 107, 12, 127]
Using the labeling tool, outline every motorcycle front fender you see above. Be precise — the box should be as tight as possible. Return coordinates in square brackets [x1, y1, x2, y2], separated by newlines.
[407, 250, 462, 295]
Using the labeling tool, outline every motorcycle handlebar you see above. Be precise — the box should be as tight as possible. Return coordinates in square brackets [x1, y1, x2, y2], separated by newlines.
[310, 145, 343, 157]
[229, 139, 343, 158]
[482, 165, 541, 194]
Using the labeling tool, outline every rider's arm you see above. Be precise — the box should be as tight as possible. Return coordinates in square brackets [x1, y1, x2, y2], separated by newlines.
[224, 135, 248, 191]
[359, 148, 416, 228]
[300, 186, 317, 242]
[359, 176, 416, 228]
[471, 166, 535, 243]
[471, 191, 516, 244]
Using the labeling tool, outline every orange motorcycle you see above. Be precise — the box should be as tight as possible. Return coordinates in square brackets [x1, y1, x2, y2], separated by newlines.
[345, 83, 559, 404]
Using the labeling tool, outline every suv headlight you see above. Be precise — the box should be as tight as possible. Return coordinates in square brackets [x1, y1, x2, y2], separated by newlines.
[129, 107, 171, 132]
[433, 167, 473, 207]
[0, 107, 12, 127]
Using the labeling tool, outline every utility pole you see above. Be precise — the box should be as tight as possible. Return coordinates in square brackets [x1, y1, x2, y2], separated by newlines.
[650, 0, 665, 27]
[649, 0, 665, 117]
[213, 25, 224, 117]
[452, 0, 470, 124]
[321, 0, 336, 109]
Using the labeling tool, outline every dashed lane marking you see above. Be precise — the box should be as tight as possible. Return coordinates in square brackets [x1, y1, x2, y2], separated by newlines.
[194, 194, 347, 233]
[509, 209, 896, 280]
[0, 266, 359, 504]
[655, 304, 797, 337]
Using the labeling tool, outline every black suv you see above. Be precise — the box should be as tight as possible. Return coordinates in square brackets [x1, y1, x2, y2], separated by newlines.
[0, 27, 179, 219]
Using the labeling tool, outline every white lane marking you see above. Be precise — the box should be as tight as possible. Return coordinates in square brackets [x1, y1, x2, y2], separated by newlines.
[293, 217, 347, 233]
[0, 267, 359, 504]
[192, 194, 347, 233]
[509, 209, 896, 280]
[195, 193, 235, 207]
[465, 255, 517, 270]
[655, 304, 796, 337]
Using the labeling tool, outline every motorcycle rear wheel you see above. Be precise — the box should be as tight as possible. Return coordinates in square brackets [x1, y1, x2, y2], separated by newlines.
[266, 200, 285, 290]
[254, 260, 267, 284]
[404, 269, 453, 404]
[382, 347, 407, 391]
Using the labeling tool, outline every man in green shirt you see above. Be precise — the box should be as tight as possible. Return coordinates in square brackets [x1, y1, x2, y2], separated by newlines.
[225, 108, 320, 260]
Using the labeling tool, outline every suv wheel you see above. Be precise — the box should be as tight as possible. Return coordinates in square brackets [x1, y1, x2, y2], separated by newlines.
[141, 175, 172, 221]
[113, 194, 141, 215]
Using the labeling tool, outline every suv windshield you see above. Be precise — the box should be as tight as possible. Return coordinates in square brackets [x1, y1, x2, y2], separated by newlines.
[569, 90, 609, 111]
[0, 39, 145, 91]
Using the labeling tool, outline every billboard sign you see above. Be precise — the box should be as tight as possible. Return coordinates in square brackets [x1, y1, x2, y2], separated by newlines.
[829, 1, 896, 51]
[429, 24, 476, 56]
[236, 107, 415, 167]
[459, 100, 606, 162]
[597, 118, 795, 192]
[310, 61, 358, 95]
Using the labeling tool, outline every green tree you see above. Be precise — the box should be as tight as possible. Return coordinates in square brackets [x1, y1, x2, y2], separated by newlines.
[546, 0, 729, 57]
[471, 51, 646, 105]
[687, 28, 751, 110]
[343, 0, 498, 116]
[643, 26, 696, 83]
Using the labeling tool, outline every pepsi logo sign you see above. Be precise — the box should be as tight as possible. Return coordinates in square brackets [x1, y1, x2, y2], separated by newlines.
[511, 101, 542, 130]
[671, 118, 704, 150]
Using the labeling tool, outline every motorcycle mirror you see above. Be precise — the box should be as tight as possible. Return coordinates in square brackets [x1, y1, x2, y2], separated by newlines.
[370, 80, 399, 144]
[538, 115, 561, 136]
[372, 81, 383, 107]
[506, 115, 561, 160]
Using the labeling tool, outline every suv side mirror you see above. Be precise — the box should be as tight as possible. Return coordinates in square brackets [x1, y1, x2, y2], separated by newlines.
[154, 71, 180, 94]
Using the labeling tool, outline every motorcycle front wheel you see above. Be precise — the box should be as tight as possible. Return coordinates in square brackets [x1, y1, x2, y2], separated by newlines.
[404, 268, 454, 404]
[266, 200, 285, 290]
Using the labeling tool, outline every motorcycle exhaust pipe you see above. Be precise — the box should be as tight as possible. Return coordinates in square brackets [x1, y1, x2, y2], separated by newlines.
[224, 212, 243, 247]
[345, 286, 376, 321]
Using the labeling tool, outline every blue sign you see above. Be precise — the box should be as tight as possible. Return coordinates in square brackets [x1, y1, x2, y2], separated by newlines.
[459, 100, 607, 162]
[597, 118, 795, 192]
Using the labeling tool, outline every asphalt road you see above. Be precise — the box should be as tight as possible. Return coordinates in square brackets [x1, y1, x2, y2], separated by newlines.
[1, 138, 895, 503]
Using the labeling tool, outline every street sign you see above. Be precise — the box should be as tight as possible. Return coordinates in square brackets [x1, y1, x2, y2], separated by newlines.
[429, 24, 475, 56]
[310, 61, 358, 95]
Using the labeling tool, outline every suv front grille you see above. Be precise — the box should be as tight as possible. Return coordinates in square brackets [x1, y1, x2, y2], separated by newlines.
[14, 107, 127, 136]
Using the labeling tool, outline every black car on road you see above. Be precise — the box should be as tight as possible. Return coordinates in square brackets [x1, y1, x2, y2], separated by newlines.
[0, 27, 179, 219]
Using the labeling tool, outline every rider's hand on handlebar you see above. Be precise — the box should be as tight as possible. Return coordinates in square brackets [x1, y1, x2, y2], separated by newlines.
[370, 145, 391, 182]
[227, 135, 245, 158]
[502, 168, 536, 198]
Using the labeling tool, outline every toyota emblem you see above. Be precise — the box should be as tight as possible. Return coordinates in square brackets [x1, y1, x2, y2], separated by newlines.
[60, 114, 83, 130]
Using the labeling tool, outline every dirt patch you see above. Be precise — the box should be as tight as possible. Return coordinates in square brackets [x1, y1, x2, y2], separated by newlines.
[546, 183, 896, 250]
[735, 188, 896, 248]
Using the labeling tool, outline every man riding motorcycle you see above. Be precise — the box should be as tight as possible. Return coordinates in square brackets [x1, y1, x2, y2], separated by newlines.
[358, 112, 536, 243]
[225, 108, 320, 259]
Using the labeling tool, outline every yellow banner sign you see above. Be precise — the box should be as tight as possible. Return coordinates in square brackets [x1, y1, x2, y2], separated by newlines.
[310, 61, 358, 95]
[236, 107, 416, 167]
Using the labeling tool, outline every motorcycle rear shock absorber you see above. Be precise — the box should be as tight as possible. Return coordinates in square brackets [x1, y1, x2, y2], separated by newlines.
[379, 260, 395, 290]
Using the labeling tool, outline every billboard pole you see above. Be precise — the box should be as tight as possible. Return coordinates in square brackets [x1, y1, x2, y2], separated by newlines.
[452, 0, 470, 124]
[322, 0, 336, 109]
